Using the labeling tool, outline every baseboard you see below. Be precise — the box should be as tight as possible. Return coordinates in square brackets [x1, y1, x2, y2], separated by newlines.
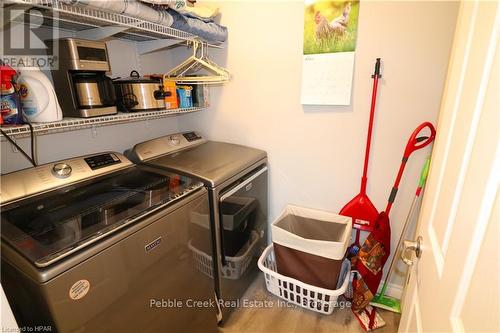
[377, 281, 404, 299]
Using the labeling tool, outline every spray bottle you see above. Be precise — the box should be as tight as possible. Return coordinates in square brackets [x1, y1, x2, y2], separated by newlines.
[1, 65, 23, 125]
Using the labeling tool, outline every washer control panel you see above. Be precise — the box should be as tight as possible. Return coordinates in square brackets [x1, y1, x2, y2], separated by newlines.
[84, 153, 121, 170]
[1, 152, 133, 205]
[52, 163, 72, 178]
[183, 132, 202, 142]
[169, 135, 181, 146]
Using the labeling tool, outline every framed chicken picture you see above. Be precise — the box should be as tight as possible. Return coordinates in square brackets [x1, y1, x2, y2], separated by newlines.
[301, 0, 360, 106]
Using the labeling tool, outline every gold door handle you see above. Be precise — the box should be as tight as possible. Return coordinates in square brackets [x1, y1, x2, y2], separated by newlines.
[401, 236, 423, 266]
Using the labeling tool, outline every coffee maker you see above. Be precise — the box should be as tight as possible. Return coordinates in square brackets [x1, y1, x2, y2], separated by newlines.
[48, 38, 117, 118]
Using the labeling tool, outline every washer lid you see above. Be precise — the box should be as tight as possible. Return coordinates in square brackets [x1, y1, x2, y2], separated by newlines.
[1, 166, 202, 267]
[144, 141, 267, 187]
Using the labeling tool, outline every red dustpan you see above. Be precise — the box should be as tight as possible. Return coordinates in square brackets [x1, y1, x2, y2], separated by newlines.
[341, 182, 379, 231]
[340, 58, 382, 234]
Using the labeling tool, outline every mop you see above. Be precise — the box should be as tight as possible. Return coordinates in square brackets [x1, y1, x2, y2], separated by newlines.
[370, 157, 430, 313]
[352, 122, 436, 331]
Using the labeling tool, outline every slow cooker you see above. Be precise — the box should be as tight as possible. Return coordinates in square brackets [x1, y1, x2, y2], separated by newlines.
[113, 70, 170, 112]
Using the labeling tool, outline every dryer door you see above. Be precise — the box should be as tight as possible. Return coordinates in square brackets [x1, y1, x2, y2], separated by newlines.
[216, 166, 268, 307]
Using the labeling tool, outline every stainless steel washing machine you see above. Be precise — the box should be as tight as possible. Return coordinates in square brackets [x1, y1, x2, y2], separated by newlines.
[126, 132, 268, 323]
[1, 152, 218, 333]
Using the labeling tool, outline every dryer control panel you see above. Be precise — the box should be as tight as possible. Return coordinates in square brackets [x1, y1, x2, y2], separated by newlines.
[127, 131, 208, 163]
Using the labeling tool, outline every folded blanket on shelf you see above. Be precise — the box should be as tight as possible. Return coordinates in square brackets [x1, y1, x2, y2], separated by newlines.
[138, 0, 219, 19]
[180, 4, 220, 21]
[63, 0, 174, 27]
[62, 0, 226, 42]
[139, 0, 187, 11]
[167, 8, 227, 43]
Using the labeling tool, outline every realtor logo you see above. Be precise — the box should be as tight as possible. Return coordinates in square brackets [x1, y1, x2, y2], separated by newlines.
[1, 3, 60, 69]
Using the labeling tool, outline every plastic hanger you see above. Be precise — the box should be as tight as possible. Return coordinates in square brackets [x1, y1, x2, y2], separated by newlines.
[164, 39, 229, 84]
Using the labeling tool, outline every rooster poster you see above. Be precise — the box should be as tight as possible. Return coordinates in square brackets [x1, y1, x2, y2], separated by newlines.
[301, 0, 360, 105]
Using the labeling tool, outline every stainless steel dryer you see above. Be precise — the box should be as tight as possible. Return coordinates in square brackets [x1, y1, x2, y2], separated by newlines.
[127, 132, 268, 323]
[1, 152, 217, 333]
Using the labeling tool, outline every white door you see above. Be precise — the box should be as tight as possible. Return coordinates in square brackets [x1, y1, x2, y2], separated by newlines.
[398, 1, 500, 332]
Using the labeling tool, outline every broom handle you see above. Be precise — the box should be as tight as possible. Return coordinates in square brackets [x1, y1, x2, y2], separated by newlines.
[360, 58, 381, 194]
[380, 158, 430, 296]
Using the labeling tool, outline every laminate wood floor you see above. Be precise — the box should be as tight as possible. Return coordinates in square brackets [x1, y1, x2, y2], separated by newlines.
[219, 273, 400, 333]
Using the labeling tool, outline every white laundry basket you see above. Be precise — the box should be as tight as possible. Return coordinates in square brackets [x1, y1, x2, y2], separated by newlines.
[271, 205, 351, 290]
[258, 244, 350, 315]
[188, 231, 259, 280]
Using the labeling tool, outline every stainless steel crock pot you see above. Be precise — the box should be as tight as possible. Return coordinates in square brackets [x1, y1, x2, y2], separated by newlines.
[113, 71, 169, 112]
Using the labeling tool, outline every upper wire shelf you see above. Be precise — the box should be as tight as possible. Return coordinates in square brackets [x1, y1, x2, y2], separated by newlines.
[0, 107, 203, 139]
[3, 0, 222, 47]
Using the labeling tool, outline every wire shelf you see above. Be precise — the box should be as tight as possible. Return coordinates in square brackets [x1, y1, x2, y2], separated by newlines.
[0, 107, 203, 139]
[4, 0, 222, 46]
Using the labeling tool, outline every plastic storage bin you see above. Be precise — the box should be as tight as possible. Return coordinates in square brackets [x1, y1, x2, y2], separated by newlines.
[258, 244, 350, 315]
[271, 205, 351, 289]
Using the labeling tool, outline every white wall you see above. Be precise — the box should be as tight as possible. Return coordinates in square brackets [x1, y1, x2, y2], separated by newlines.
[177, 0, 459, 289]
[0, 1, 458, 291]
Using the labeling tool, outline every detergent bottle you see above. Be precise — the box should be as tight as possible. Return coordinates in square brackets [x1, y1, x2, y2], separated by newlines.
[18, 67, 63, 123]
[1, 65, 23, 125]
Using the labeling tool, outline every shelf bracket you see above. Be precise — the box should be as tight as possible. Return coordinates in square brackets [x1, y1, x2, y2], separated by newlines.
[137, 39, 185, 55]
[75, 25, 129, 41]
[9, 136, 19, 153]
